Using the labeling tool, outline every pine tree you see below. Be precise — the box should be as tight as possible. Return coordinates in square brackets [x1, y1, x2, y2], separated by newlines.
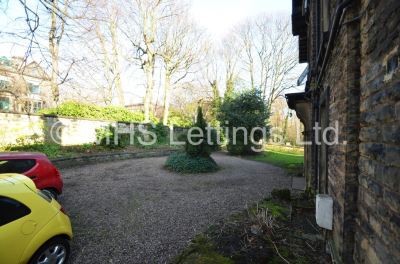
[185, 107, 211, 157]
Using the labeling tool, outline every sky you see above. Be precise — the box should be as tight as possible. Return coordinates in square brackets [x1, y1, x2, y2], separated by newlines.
[0, 0, 303, 104]
[191, 0, 292, 39]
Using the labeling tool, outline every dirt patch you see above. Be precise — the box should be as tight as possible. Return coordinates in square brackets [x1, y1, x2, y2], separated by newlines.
[171, 197, 331, 264]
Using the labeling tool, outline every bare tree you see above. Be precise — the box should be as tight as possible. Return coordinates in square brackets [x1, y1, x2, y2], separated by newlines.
[77, 0, 125, 106]
[234, 18, 256, 91]
[48, 0, 70, 106]
[197, 43, 222, 103]
[158, 2, 207, 125]
[220, 33, 243, 98]
[122, 0, 173, 122]
[109, 0, 124, 106]
[233, 13, 298, 110]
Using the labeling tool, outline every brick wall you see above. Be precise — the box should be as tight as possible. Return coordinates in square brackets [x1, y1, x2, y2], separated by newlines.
[355, 0, 400, 262]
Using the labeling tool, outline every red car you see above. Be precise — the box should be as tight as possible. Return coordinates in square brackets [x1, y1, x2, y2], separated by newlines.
[0, 152, 63, 199]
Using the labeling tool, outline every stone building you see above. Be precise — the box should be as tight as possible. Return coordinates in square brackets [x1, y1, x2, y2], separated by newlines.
[0, 56, 52, 112]
[286, 0, 400, 263]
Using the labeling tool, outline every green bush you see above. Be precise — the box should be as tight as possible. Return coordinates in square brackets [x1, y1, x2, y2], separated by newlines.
[39, 102, 103, 119]
[11, 143, 64, 159]
[96, 124, 130, 149]
[208, 128, 222, 151]
[185, 107, 211, 157]
[176, 131, 188, 142]
[164, 151, 219, 173]
[175, 129, 221, 151]
[217, 90, 270, 155]
[226, 140, 244, 155]
[147, 122, 168, 144]
[168, 109, 193, 128]
[38, 102, 159, 123]
[165, 108, 219, 173]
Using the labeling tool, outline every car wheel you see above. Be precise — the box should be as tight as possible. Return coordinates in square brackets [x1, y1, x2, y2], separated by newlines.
[45, 189, 58, 200]
[28, 237, 70, 264]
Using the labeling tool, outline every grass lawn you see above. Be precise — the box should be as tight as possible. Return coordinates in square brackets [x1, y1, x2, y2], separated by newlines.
[245, 144, 304, 176]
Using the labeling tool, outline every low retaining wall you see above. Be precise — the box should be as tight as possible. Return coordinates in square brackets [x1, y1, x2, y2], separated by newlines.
[51, 148, 179, 169]
[0, 110, 188, 146]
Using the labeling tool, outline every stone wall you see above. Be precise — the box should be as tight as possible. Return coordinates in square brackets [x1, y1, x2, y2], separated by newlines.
[292, 0, 399, 262]
[355, 0, 400, 262]
[0, 110, 187, 146]
[318, 3, 361, 261]
[51, 149, 179, 169]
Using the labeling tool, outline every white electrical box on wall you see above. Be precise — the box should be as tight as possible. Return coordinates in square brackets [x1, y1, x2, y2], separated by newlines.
[316, 194, 333, 230]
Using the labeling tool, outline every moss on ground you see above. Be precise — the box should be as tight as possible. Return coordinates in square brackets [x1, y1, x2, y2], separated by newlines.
[169, 196, 330, 264]
[170, 236, 234, 264]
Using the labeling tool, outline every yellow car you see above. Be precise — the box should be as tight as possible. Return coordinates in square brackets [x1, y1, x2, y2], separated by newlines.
[0, 174, 73, 264]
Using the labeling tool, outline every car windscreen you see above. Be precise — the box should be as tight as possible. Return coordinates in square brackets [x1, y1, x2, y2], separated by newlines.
[0, 159, 37, 174]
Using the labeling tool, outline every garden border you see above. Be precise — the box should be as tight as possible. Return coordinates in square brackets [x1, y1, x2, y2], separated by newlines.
[50, 148, 180, 169]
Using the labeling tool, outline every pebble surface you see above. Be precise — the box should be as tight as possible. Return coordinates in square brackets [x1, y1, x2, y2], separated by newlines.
[58, 151, 292, 264]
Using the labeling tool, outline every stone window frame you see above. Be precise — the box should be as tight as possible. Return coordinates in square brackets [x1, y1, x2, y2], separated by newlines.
[383, 45, 400, 82]
[0, 96, 10, 110]
[27, 82, 40, 94]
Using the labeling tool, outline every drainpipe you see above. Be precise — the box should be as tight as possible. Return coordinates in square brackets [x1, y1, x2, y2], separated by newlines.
[316, 0, 320, 62]
[316, 0, 355, 88]
[313, 0, 355, 193]
[313, 91, 319, 192]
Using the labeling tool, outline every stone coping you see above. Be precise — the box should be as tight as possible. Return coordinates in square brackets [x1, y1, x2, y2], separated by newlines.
[0, 109, 144, 123]
[0, 110, 189, 129]
[50, 148, 180, 169]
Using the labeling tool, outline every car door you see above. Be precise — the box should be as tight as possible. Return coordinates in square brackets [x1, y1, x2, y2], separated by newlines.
[0, 195, 33, 264]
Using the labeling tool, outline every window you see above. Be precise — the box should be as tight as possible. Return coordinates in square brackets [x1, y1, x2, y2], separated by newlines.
[321, 0, 330, 33]
[31, 68, 38, 74]
[0, 57, 12, 67]
[32, 101, 42, 113]
[0, 80, 10, 89]
[21, 101, 42, 113]
[0, 196, 31, 226]
[27, 83, 40, 94]
[0, 159, 37, 174]
[0, 97, 9, 110]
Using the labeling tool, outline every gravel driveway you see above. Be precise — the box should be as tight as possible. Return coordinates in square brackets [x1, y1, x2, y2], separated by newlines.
[58, 151, 291, 264]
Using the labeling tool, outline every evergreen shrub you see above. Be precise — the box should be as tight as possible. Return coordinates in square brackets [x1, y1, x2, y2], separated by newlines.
[217, 90, 270, 155]
[164, 151, 219, 173]
[165, 107, 220, 173]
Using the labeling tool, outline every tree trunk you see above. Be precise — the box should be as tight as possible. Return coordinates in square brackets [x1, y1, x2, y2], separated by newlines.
[162, 70, 171, 125]
[282, 109, 289, 143]
[49, 0, 60, 106]
[211, 80, 220, 101]
[144, 60, 154, 123]
[50, 53, 59, 106]
[110, 4, 124, 107]
[250, 61, 255, 91]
